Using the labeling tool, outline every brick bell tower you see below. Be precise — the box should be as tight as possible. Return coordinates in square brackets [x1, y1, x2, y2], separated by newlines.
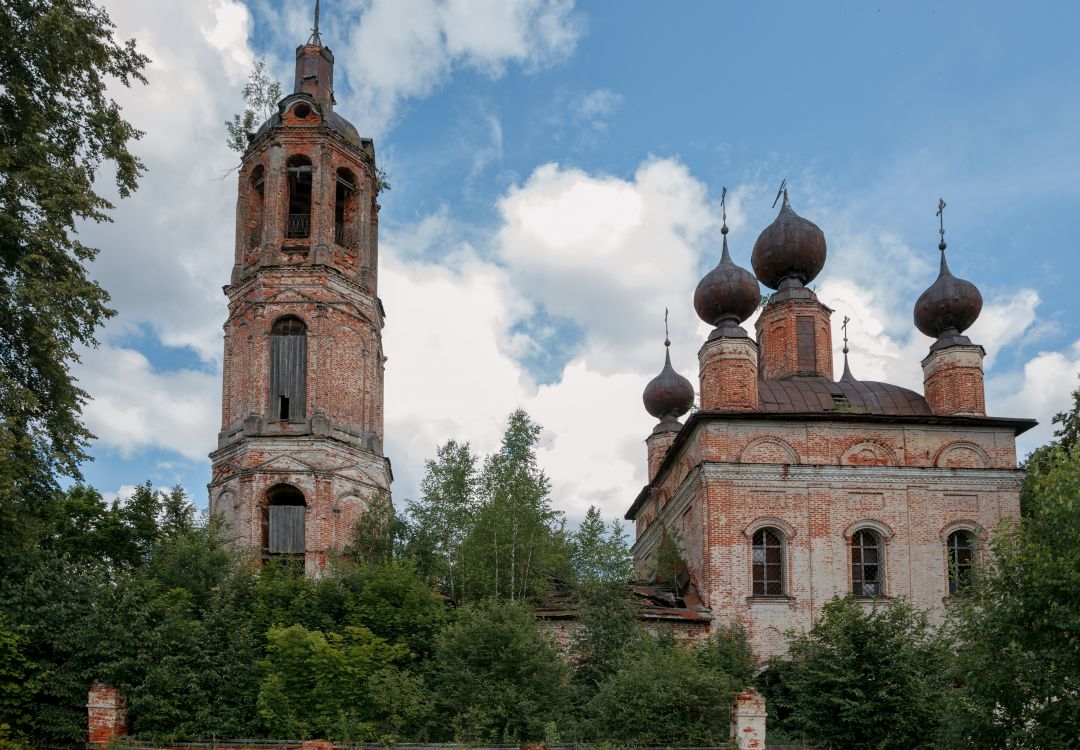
[209, 15, 391, 571]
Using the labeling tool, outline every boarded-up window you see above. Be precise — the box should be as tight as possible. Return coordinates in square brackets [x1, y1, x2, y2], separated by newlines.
[269, 505, 305, 553]
[264, 485, 306, 557]
[270, 316, 307, 421]
[796, 316, 816, 373]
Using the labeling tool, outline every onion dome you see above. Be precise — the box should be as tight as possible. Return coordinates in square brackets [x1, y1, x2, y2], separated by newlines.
[913, 235, 982, 347]
[643, 338, 695, 433]
[694, 222, 761, 339]
[751, 191, 827, 291]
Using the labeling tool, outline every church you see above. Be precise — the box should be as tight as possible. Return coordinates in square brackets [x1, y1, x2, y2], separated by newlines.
[204, 21, 1035, 658]
[631, 189, 1036, 657]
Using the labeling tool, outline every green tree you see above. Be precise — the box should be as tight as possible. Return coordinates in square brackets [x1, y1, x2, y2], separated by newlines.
[0, 0, 147, 539]
[347, 493, 406, 566]
[464, 410, 569, 601]
[225, 58, 282, 153]
[568, 580, 642, 697]
[257, 624, 409, 740]
[583, 627, 754, 745]
[406, 439, 478, 600]
[570, 506, 633, 585]
[947, 433, 1080, 748]
[763, 595, 950, 750]
[427, 599, 570, 743]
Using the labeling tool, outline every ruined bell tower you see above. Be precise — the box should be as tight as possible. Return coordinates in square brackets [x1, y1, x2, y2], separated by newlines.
[209, 18, 391, 571]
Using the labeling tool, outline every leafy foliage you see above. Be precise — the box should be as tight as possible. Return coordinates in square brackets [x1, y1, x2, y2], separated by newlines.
[0, 0, 147, 539]
[582, 627, 754, 746]
[406, 439, 478, 600]
[225, 58, 282, 153]
[426, 599, 570, 743]
[946, 411, 1080, 748]
[570, 505, 633, 585]
[762, 596, 951, 750]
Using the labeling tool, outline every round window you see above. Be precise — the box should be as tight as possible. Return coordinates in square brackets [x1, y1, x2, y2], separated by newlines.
[294, 103, 311, 119]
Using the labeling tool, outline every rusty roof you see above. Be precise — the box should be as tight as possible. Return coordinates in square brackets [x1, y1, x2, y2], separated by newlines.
[758, 376, 933, 416]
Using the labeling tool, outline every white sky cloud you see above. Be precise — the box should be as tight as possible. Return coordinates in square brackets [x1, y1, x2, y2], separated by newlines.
[339, 0, 582, 135]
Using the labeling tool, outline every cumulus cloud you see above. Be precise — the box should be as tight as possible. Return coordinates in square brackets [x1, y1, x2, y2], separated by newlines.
[79, 345, 220, 462]
[339, 0, 582, 134]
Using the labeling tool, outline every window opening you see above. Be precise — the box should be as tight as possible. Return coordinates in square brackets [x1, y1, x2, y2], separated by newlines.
[752, 528, 785, 596]
[334, 168, 356, 247]
[263, 485, 306, 557]
[248, 165, 265, 249]
[947, 530, 976, 595]
[831, 392, 851, 408]
[286, 156, 313, 238]
[270, 316, 307, 421]
[852, 529, 883, 596]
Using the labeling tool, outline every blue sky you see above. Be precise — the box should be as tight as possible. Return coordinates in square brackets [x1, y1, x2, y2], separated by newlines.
[78, 0, 1080, 522]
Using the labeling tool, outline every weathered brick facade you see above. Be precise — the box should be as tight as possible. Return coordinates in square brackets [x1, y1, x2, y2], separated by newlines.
[87, 681, 127, 748]
[629, 197, 1035, 660]
[209, 39, 391, 572]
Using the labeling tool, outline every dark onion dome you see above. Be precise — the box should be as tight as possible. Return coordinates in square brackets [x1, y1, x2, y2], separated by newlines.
[643, 343, 695, 432]
[913, 244, 983, 342]
[694, 225, 761, 339]
[751, 193, 827, 290]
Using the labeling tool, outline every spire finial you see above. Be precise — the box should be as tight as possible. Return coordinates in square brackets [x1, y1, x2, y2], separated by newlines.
[664, 307, 670, 348]
[936, 197, 947, 252]
[840, 315, 856, 382]
[720, 186, 728, 235]
[308, 0, 323, 46]
[772, 178, 788, 209]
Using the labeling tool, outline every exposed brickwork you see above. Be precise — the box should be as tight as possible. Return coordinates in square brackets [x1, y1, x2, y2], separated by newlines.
[632, 416, 1024, 659]
[699, 337, 758, 411]
[755, 296, 833, 380]
[730, 688, 766, 749]
[923, 344, 986, 416]
[87, 681, 127, 747]
[646, 430, 679, 479]
[210, 43, 390, 570]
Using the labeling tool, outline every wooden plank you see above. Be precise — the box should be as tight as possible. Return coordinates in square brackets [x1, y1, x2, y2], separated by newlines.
[269, 505, 305, 554]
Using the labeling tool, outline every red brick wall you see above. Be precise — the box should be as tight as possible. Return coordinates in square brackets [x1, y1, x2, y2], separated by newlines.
[699, 337, 758, 411]
[87, 681, 126, 747]
[755, 297, 833, 380]
[923, 344, 986, 416]
[632, 418, 1022, 660]
[646, 430, 678, 479]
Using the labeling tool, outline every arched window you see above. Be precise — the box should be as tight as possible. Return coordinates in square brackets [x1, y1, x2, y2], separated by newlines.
[752, 528, 786, 596]
[263, 485, 305, 557]
[270, 316, 307, 421]
[248, 164, 265, 249]
[947, 530, 976, 595]
[851, 529, 884, 597]
[334, 168, 356, 247]
[286, 155, 313, 238]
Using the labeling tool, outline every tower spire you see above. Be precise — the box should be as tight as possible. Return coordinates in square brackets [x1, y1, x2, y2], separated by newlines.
[309, 0, 323, 46]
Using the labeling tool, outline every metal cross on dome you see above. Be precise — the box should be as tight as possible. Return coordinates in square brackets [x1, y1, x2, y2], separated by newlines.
[842, 315, 851, 353]
[936, 197, 947, 251]
[772, 179, 788, 209]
